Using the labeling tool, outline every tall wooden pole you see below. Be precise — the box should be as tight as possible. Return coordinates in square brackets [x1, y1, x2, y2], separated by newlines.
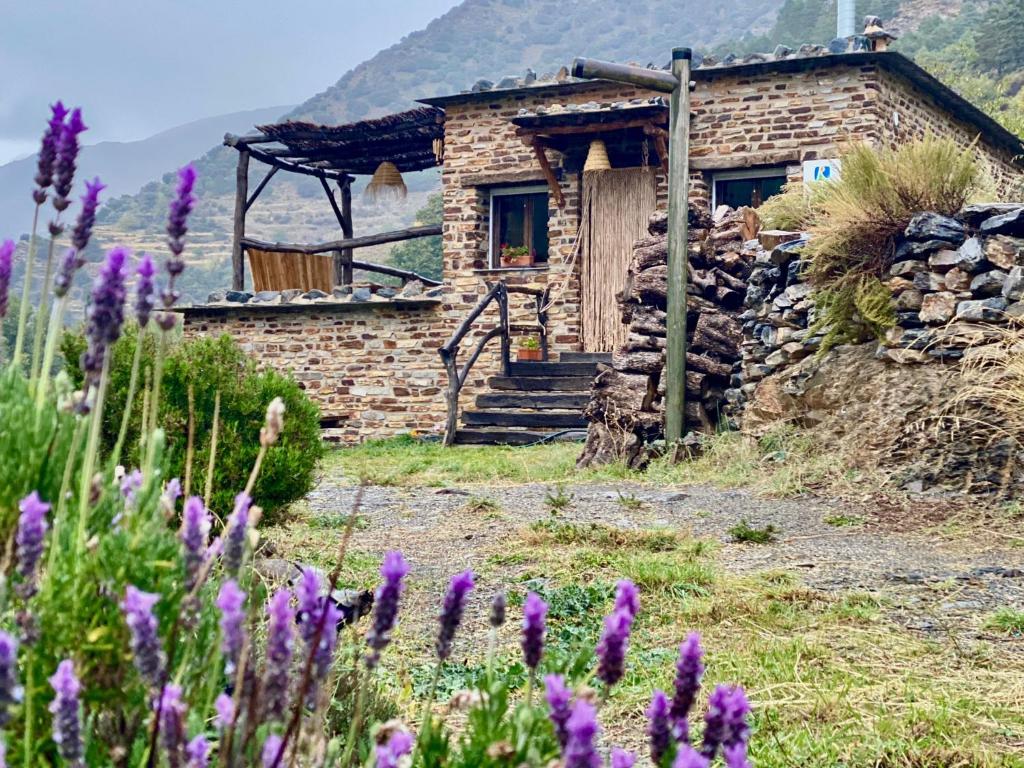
[665, 48, 692, 443]
[339, 177, 354, 287]
[231, 149, 250, 291]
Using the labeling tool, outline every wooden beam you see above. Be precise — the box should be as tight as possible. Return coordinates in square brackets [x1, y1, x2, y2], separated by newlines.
[339, 178, 354, 286]
[571, 58, 678, 93]
[531, 139, 565, 208]
[319, 175, 349, 232]
[239, 223, 442, 255]
[232, 149, 250, 291]
[351, 259, 440, 287]
[231, 140, 349, 181]
[515, 116, 667, 139]
[245, 165, 279, 212]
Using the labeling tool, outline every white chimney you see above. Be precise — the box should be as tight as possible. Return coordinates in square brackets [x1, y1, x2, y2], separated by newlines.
[837, 0, 857, 38]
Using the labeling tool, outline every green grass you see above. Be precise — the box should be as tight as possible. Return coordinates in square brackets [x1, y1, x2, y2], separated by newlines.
[824, 514, 866, 528]
[984, 608, 1024, 636]
[728, 519, 780, 544]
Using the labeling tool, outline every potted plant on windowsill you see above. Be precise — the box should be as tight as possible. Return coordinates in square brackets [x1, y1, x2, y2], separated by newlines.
[500, 243, 532, 268]
[517, 336, 543, 361]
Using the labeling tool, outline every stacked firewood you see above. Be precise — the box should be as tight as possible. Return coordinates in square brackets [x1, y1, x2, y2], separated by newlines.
[577, 206, 756, 468]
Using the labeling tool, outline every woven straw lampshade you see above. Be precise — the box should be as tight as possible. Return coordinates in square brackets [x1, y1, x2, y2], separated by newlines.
[583, 139, 611, 173]
[365, 161, 407, 201]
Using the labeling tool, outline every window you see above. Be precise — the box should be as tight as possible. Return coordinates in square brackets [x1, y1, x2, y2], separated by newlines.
[488, 186, 550, 268]
[712, 168, 787, 210]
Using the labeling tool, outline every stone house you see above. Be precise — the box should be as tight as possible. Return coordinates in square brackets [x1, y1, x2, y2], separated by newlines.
[182, 44, 1024, 444]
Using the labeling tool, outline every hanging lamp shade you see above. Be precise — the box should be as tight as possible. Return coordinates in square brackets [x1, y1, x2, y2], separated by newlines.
[365, 161, 407, 201]
[583, 139, 611, 173]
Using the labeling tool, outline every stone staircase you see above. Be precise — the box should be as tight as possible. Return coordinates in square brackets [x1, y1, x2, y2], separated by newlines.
[453, 352, 610, 445]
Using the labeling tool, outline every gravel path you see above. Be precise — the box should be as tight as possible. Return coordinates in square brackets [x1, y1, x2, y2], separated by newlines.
[294, 479, 1024, 651]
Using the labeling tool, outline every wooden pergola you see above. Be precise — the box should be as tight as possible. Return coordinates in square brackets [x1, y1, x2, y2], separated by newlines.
[223, 106, 446, 291]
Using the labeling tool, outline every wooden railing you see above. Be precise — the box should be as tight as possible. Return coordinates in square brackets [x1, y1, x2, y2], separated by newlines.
[438, 282, 549, 446]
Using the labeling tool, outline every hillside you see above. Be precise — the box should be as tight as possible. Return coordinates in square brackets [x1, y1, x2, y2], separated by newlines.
[47, 0, 1024, 302]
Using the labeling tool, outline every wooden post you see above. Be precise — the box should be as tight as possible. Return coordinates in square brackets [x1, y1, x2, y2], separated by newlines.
[341, 177, 354, 286]
[665, 48, 692, 444]
[231, 149, 250, 291]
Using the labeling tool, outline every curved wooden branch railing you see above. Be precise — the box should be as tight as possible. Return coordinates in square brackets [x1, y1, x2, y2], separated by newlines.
[438, 282, 550, 446]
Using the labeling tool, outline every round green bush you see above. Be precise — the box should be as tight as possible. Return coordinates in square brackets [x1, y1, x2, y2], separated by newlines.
[62, 328, 323, 524]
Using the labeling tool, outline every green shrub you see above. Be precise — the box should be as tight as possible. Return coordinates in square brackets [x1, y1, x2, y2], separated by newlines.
[62, 328, 323, 523]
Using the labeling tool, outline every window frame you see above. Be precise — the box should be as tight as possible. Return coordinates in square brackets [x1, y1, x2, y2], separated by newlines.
[711, 166, 789, 210]
[487, 184, 551, 269]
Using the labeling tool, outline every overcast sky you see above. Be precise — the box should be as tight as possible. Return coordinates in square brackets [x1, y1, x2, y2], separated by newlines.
[0, 0, 461, 164]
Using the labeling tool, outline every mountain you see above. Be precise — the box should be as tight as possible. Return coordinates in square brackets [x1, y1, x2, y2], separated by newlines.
[0, 105, 292, 237]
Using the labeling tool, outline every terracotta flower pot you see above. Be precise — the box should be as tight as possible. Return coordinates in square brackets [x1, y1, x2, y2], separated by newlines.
[517, 347, 543, 361]
[501, 253, 533, 268]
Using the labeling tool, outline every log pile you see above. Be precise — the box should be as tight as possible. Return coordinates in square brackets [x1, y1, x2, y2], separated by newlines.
[577, 206, 756, 468]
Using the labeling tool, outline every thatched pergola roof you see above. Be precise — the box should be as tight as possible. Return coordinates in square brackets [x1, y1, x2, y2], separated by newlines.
[224, 106, 445, 179]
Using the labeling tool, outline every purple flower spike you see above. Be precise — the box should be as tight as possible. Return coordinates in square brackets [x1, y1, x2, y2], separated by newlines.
[673, 745, 710, 768]
[365, 551, 410, 668]
[33, 102, 68, 204]
[611, 748, 636, 768]
[724, 743, 752, 768]
[120, 585, 164, 687]
[544, 674, 572, 748]
[135, 253, 156, 328]
[71, 177, 105, 252]
[375, 730, 414, 768]
[15, 491, 50, 599]
[53, 108, 87, 212]
[81, 247, 129, 388]
[614, 580, 640, 621]
[262, 589, 295, 721]
[701, 685, 751, 759]
[120, 469, 143, 504]
[48, 659, 83, 765]
[295, 569, 342, 697]
[521, 592, 548, 670]
[490, 591, 507, 628]
[648, 690, 672, 765]
[596, 608, 632, 689]
[0, 633, 19, 727]
[167, 164, 197, 258]
[180, 497, 210, 591]
[216, 580, 246, 674]
[158, 684, 186, 768]
[296, 567, 322, 641]
[0, 240, 13, 319]
[436, 569, 474, 661]
[222, 492, 251, 577]
[261, 734, 282, 768]
[563, 699, 601, 768]
[186, 735, 210, 768]
[672, 632, 705, 739]
[213, 693, 234, 730]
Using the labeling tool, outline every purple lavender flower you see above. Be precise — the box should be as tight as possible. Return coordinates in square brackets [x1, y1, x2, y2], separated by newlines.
[672, 632, 705, 740]
[120, 585, 164, 687]
[261, 734, 283, 768]
[135, 253, 156, 328]
[436, 570, 474, 661]
[701, 685, 751, 759]
[186, 735, 209, 768]
[80, 247, 129, 388]
[614, 579, 640, 621]
[611, 748, 636, 768]
[295, 569, 340, 693]
[71, 177, 105, 252]
[366, 551, 410, 669]
[563, 699, 601, 768]
[53, 249, 83, 300]
[48, 659, 83, 765]
[158, 684, 186, 768]
[673, 745, 710, 768]
[724, 743, 751, 768]
[33, 102, 68, 204]
[0, 240, 13, 319]
[521, 591, 547, 670]
[15, 491, 50, 599]
[648, 690, 672, 765]
[180, 497, 211, 591]
[222, 492, 251, 577]
[213, 693, 234, 730]
[296, 567, 322, 641]
[120, 469, 143, 505]
[0, 633, 19, 727]
[490, 591, 507, 628]
[216, 580, 246, 673]
[262, 589, 295, 721]
[596, 608, 632, 689]
[52, 108, 86, 212]
[375, 730, 414, 768]
[167, 164, 197, 259]
[544, 674, 573, 749]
